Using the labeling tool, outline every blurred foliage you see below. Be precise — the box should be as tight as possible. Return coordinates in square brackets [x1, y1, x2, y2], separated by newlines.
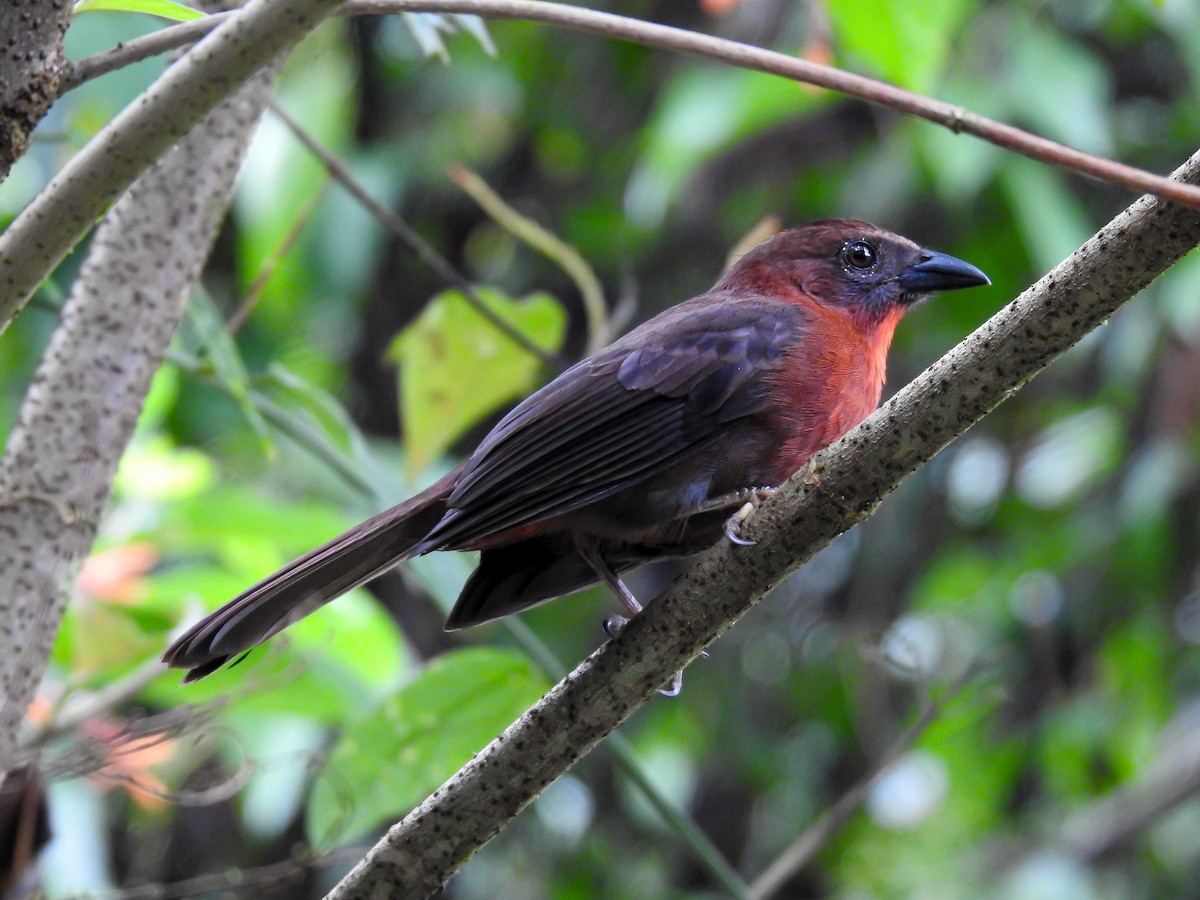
[4, 0, 1200, 897]
[387, 286, 567, 476]
[73, 0, 205, 22]
[307, 647, 550, 848]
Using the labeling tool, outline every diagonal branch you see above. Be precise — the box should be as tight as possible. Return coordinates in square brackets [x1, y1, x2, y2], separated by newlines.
[1056, 710, 1200, 862]
[326, 151, 1200, 898]
[0, 0, 348, 335]
[747, 661, 986, 898]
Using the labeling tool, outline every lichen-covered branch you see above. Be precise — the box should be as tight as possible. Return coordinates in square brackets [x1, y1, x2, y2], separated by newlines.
[0, 0, 72, 183]
[0, 0, 346, 334]
[327, 151, 1200, 898]
[0, 61, 280, 771]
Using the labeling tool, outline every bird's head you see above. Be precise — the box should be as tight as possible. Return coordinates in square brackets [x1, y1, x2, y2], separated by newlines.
[716, 219, 990, 328]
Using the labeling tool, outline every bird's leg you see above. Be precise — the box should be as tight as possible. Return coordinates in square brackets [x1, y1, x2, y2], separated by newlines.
[577, 541, 683, 697]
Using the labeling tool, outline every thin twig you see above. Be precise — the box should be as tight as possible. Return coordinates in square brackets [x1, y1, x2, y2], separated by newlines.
[60, 14, 234, 91]
[747, 662, 986, 899]
[62, 0, 1200, 211]
[23, 656, 167, 747]
[449, 163, 610, 354]
[725, 215, 782, 272]
[267, 101, 568, 370]
[227, 174, 331, 335]
[83, 846, 369, 900]
[1056, 710, 1200, 862]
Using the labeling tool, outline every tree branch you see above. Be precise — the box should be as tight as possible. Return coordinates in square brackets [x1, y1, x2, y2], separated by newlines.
[60, 14, 236, 92]
[0, 0, 347, 335]
[63, 0, 1200, 212]
[326, 153, 1200, 898]
[0, 57, 280, 772]
[0, 0, 73, 183]
[1056, 710, 1200, 862]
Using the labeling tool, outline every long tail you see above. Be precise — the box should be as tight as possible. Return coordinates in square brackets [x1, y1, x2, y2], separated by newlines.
[162, 469, 460, 682]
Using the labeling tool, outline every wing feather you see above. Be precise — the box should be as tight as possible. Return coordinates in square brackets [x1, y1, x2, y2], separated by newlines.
[420, 295, 807, 551]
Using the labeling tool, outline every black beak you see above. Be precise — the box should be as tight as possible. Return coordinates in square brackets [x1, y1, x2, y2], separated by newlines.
[899, 249, 990, 295]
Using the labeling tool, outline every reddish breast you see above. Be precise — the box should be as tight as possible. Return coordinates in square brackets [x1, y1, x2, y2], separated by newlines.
[771, 303, 904, 473]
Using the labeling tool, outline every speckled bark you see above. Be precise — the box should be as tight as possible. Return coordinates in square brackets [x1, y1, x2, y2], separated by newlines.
[0, 0, 72, 184]
[0, 0, 346, 334]
[328, 152, 1200, 898]
[0, 62, 280, 771]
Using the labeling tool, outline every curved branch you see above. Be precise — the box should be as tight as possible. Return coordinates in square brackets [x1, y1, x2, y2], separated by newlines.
[326, 152, 1200, 897]
[61, 14, 235, 92]
[0, 0, 347, 334]
[0, 55, 281, 770]
[63, 0, 1200, 211]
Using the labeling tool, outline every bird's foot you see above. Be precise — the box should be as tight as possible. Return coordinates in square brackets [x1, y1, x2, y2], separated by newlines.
[602, 615, 628, 638]
[659, 670, 683, 697]
[601, 615, 692, 696]
[724, 486, 778, 546]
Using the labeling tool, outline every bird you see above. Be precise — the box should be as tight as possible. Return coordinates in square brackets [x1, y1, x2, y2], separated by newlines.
[163, 219, 989, 684]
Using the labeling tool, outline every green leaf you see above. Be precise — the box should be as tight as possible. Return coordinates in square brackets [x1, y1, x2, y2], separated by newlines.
[387, 288, 566, 478]
[180, 289, 271, 451]
[251, 363, 382, 502]
[627, 66, 821, 229]
[143, 638, 388, 725]
[114, 435, 216, 502]
[306, 647, 550, 846]
[260, 363, 369, 458]
[73, 0, 206, 22]
[1006, 20, 1113, 155]
[825, 0, 977, 92]
[1000, 158, 1095, 274]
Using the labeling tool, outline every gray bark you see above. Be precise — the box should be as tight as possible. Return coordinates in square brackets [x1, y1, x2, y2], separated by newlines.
[0, 0, 347, 334]
[0, 60, 280, 771]
[0, 0, 72, 183]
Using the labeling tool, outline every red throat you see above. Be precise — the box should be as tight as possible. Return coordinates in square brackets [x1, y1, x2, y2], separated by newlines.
[862, 305, 906, 375]
[773, 303, 908, 475]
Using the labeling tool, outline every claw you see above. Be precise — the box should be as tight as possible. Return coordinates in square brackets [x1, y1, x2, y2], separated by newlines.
[601, 616, 687, 697]
[658, 670, 683, 697]
[725, 501, 759, 546]
[586, 543, 694, 698]
[725, 487, 778, 546]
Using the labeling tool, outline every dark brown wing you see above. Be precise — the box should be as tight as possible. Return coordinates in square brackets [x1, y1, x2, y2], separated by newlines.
[416, 294, 807, 552]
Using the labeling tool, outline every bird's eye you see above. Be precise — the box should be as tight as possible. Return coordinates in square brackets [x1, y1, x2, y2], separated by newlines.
[842, 240, 878, 270]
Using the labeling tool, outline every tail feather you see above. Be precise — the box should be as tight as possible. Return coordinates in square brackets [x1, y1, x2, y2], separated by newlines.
[163, 469, 459, 682]
[444, 540, 605, 630]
